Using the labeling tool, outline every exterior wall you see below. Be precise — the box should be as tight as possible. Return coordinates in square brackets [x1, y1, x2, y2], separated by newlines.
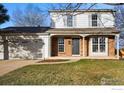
[108, 36, 115, 56]
[51, 36, 83, 57]
[0, 34, 50, 60]
[50, 13, 65, 28]
[101, 13, 114, 27]
[39, 35, 51, 58]
[0, 45, 3, 59]
[0, 34, 116, 59]
[50, 12, 114, 28]
[51, 36, 58, 56]
[76, 13, 89, 28]
[51, 35, 116, 57]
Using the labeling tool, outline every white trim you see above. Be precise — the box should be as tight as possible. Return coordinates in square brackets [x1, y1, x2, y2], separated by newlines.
[72, 55, 80, 56]
[50, 34, 116, 37]
[83, 36, 85, 57]
[116, 34, 120, 59]
[89, 36, 108, 56]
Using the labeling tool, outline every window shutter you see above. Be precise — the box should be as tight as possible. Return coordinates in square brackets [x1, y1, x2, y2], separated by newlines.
[73, 15, 76, 27]
[98, 13, 101, 27]
[64, 16, 67, 27]
[89, 14, 91, 27]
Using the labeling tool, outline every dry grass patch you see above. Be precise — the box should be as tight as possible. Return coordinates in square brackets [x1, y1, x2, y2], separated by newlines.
[0, 59, 124, 85]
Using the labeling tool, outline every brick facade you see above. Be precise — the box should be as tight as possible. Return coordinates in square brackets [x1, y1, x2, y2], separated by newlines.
[51, 35, 115, 57]
[108, 36, 115, 56]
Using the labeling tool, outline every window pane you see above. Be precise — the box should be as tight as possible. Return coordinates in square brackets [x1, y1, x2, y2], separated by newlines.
[92, 37, 98, 44]
[92, 37, 98, 52]
[92, 21, 97, 26]
[100, 37, 105, 45]
[67, 15, 73, 27]
[58, 37, 64, 52]
[58, 45, 64, 52]
[92, 14, 97, 20]
[92, 14, 97, 27]
[99, 37, 105, 52]
[93, 45, 98, 52]
[100, 45, 105, 52]
[58, 38, 64, 44]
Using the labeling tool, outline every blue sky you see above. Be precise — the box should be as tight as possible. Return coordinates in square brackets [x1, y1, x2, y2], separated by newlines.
[1, 3, 114, 28]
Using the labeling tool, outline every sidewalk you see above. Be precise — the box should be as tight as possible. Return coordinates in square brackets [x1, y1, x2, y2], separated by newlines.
[0, 60, 38, 76]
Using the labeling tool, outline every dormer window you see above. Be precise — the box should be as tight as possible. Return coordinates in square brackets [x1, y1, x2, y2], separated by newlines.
[67, 15, 73, 27]
[91, 14, 98, 27]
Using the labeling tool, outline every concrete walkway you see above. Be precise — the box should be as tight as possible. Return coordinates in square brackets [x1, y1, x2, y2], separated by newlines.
[0, 60, 38, 76]
[35, 59, 79, 65]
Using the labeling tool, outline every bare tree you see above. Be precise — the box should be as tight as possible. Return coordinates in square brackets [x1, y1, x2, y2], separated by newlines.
[12, 4, 46, 26]
[114, 5, 124, 31]
[114, 5, 124, 48]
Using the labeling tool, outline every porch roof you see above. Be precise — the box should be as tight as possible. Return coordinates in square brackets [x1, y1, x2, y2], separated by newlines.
[47, 27, 119, 34]
[0, 27, 119, 35]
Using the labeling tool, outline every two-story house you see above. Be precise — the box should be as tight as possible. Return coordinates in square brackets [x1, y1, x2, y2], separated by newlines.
[0, 9, 120, 60]
[48, 9, 119, 59]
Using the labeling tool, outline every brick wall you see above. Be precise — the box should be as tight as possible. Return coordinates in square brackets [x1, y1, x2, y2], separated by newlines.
[51, 35, 116, 57]
[108, 36, 115, 56]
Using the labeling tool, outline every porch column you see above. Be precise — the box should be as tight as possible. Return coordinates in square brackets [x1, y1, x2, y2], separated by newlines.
[116, 34, 120, 59]
[41, 35, 51, 59]
[83, 36, 85, 57]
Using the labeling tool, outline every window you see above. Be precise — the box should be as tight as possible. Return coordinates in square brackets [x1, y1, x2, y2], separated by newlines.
[99, 37, 105, 52]
[92, 37, 106, 53]
[58, 37, 64, 52]
[92, 37, 98, 52]
[92, 14, 98, 27]
[67, 15, 73, 27]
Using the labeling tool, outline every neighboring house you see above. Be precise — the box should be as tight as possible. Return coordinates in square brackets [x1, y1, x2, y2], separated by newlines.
[0, 9, 120, 60]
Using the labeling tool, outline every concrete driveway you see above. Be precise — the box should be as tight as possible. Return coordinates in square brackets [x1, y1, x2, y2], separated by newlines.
[0, 60, 38, 76]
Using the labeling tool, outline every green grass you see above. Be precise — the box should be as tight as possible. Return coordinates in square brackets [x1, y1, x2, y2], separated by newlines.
[1, 59, 124, 85]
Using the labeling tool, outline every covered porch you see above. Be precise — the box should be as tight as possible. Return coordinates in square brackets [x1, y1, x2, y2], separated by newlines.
[48, 29, 120, 59]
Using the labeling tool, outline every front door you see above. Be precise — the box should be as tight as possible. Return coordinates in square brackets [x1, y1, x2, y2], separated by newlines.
[72, 38, 80, 55]
[90, 36, 108, 56]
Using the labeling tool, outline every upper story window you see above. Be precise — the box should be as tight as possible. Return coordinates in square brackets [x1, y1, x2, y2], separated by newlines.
[91, 14, 98, 27]
[67, 15, 73, 27]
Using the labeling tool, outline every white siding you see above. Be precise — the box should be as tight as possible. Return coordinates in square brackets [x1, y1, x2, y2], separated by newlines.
[39, 35, 51, 58]
[0, 45, 3, 60]
[50, 13, 65, 28]
[101, 13, 114, 27]
[0, 34, 50, 60]
[0, 53, 3, 59]
[76, 13, 89, 28]
[50, 12, 115, 28]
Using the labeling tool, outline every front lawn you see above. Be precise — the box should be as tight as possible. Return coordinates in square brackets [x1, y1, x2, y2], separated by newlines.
[0, 59, 124, 85]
